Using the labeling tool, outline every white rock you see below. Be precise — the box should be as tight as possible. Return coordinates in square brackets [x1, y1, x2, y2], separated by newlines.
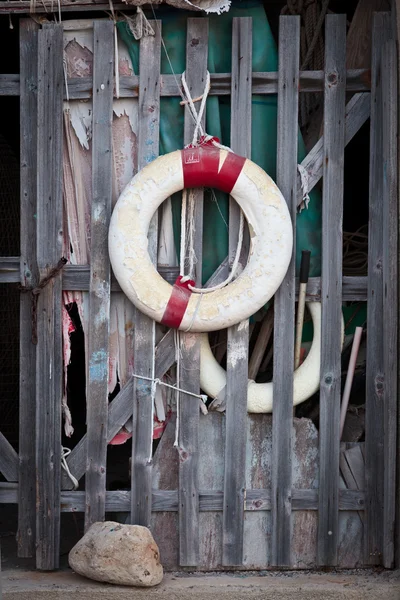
[69, 521, 163, 587]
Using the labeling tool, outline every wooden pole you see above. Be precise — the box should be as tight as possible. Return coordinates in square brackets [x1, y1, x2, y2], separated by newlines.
[294, 250, 311, 370]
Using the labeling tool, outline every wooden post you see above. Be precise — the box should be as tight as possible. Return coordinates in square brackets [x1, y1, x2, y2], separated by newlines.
[365, 12, 393, 567]
[178, 18, 208, 567]
[130, 20, 161, 528]
[18, 17, 39, 559]
[317, 14, 346, 567]
[395, 0, 400, 571]
[381, 37, 397, 570]
[84, 20, 114, 530]
[35, 23, 64, 570]
[222, 16, 252, 567]
[271, 15, 300, 568]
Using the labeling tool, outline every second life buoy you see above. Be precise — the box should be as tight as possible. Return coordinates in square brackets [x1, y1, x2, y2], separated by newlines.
[199, 302, 344, 412]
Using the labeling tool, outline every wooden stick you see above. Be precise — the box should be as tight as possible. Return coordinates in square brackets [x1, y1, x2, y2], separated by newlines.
[339, 327, 363, 440]
[294, 250, 311, 370]
[248, 306, 274, 380]
[180, 93, 205, 106]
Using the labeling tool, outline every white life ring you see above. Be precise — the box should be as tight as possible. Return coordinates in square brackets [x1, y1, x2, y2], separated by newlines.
[109, 142, 293, 333]
[200, 302, 344, 412]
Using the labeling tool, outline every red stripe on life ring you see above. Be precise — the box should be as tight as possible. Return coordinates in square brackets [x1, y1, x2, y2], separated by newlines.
[182, 145, 246, 194]
[161, 275, 195, 329]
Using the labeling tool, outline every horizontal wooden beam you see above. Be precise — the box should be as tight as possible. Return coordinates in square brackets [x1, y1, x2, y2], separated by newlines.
[0, 259, 369, 300]
[60, 269, 371, 302]
[0, 257, 20, 283]
[0, 482, 19, 503]
[0, 486, 365, 511]
[61, 269, 371, 301]
[0, 74, 20, 96]
[0, 70, 370, 99]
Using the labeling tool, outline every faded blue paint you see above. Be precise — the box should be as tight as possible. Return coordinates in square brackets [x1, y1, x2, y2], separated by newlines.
[89, 349, 107, 382]
[144, 152, 157, 164]
[136, 379, 151, 394]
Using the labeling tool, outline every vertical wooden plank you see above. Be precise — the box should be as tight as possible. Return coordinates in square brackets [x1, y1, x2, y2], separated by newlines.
[178, 329, 201, 567]
[271, 15, 300, 567]
[364, 12, 392, 567]
[382, 32, 397, 570]
[222, 16, 252, 567]
[85, 20, 114, 529]
[35, 23, 64, 570]
[18, 17, 38, 559]
[178, 18, 208, 567]
[317, 14, 346, 567]
[130, 20, 161, 528]
[393, 0, 400, 572]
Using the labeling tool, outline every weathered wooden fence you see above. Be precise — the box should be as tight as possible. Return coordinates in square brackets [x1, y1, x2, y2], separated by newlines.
[0, 10, 398, 572]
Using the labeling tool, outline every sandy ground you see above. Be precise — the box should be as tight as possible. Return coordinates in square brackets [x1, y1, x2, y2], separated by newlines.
[1, 568, 400, 600]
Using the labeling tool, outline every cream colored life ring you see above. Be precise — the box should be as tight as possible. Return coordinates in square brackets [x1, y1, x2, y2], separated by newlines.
[109, 141, 293, 333]
[199, 302, 344, 412]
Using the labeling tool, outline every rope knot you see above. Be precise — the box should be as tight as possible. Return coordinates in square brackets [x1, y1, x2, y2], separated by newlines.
[181, 70, 211, 147]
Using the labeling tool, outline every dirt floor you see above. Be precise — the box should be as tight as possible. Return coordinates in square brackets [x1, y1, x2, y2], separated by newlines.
[1, 504, 400, 599]
[1, 568, 400, 600]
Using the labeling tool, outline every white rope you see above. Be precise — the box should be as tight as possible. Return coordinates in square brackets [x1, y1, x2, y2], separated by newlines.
[180, 189, 197, 281]
[189, 209, 245, 294]
[181, 71, 210, 146]
[61, 447, 79, 490]
[122, 7, 155, 41]
[149, 3, 193, 112]
[148, 320, 156, 463]
[174, 330, 180, 447]
[180, 189, 188, 276]
[178, 73, 246, 303]
[132, 373, 208, 405]
[183, 292, 204, 332]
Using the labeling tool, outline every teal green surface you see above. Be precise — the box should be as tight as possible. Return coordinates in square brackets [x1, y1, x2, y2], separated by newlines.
[118, 0, 322, 284]
[302, 304, 367, 343]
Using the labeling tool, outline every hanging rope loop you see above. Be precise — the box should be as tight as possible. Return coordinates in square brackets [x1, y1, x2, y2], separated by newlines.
[178, 72, 245, 305]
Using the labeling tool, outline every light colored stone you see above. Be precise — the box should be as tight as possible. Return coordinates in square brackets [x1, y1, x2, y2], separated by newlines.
[68, 521, 163, 587]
